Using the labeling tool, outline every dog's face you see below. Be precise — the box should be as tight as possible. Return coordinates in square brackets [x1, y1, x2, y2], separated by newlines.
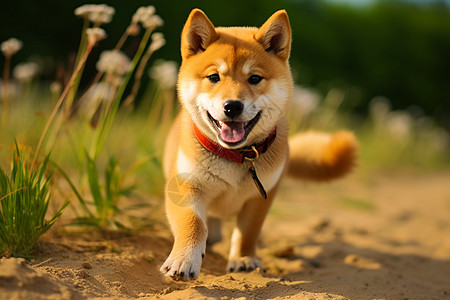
[178, 9, 293, 149]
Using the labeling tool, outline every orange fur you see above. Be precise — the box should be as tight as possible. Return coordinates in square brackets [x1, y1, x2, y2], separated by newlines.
[287, 131, 358, 181]
[160, 9, 358, 281]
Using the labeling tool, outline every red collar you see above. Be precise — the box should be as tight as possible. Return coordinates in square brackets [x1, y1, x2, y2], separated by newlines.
[193, 121, 277, 163]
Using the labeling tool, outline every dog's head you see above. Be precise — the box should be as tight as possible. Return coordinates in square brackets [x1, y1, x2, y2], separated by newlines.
[178, 9, 293, 149]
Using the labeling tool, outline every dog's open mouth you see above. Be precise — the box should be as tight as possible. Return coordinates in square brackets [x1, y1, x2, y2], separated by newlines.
[207, 112, 261, 145]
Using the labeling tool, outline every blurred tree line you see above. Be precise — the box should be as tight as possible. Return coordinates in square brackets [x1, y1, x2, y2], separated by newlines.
[1, 0, 449, 127]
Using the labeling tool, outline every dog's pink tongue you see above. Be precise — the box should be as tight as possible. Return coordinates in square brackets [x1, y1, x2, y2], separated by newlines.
[219, 121, 245, 143]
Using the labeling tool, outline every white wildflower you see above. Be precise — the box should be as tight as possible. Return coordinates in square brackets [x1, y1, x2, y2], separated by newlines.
[89, 4, 115, 24]
[75, 4, 115, 25]
[385, 111, 413, 142]
[132, 6, 155, 24]
[13, 62, 39, 82]
[1, 38, 23, 57]
[96, 50, 130, 76]
[416, 117, 449, 152]
[132, 6, 163, 29]
[80, 82, 116, 117]
[86, 28, 107, 45]
[369, 96, 391, 130]
[75, 4, 96, 18]
[291, 85, 320, 116]
[431, 128, 449, 152]
[149, 60, 178, 90]
[143, 15, 164, 29]
[50, 81, 62, 95]
[369, 97, 390, 120]
[149, 32, 166, 52]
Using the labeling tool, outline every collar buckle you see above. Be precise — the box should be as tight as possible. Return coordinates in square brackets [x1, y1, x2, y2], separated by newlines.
[244, 146, 260, 164]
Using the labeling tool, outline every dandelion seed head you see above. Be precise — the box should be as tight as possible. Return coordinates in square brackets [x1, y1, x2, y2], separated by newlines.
[150, 60, 178, 90]
[96, 50, 130, 76]
[1, 38, 23, 57]
[13, 62, 39, 82]
[86, 28, 107, 46]
[149, 32, 166, 52]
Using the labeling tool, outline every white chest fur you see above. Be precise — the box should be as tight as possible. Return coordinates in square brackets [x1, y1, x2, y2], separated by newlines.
[176, 149, 286, 218]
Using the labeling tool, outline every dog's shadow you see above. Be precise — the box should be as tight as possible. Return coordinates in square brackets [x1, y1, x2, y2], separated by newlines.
[201, 246, 228, 276]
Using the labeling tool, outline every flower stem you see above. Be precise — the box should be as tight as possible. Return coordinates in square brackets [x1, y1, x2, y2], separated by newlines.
[32, 43, 94, 170]
[64, 17, 90, 117]
[78, 28, 131, 106]
[1, 55, 11, 129]
[90, 28, 153, 160]
[123, 41, 155, 107]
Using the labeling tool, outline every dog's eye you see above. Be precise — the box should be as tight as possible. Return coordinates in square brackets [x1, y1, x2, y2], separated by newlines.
[207, 74, 220, 83]
[248, 74, 263, 85]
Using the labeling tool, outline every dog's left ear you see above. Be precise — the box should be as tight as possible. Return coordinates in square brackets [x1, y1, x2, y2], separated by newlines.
[255, 10, 291, 61]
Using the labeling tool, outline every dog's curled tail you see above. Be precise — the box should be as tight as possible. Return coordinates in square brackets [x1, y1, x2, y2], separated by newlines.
[287, 131, 358, 181]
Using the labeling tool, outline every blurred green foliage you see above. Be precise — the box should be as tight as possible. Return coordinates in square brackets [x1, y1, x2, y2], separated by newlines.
[1, 0, 449, 127]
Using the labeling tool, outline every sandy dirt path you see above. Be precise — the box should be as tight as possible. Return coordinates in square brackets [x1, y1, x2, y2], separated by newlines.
[1, 169, 449, 299]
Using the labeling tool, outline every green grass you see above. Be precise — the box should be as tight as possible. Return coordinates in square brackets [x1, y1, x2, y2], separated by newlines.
[1, 2, 449, 258]
[62, 152, 146, 230]
[0, 4, 172, 258]
[339, 197, 375, 212]
[0, 144, 68, 257]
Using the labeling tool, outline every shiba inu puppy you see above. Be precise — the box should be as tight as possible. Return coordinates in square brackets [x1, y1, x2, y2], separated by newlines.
[160, 8, 357, 281]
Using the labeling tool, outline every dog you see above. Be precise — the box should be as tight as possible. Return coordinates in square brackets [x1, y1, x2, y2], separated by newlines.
[160, 8, 357, 281]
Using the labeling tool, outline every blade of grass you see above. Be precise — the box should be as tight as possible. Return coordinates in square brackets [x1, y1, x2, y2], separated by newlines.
[0, 145, 67, 257]
[31, 40, 96, 170]
[51, 161, 93, 218]
[90, 28, 153, 159]
[84, 151, 104, 219]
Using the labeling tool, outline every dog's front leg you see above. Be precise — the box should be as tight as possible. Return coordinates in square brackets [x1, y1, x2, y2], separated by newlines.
[160, 183, 208, 281]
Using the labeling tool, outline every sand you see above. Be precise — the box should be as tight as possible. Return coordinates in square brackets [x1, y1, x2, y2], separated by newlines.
[1, 169, 450, 299]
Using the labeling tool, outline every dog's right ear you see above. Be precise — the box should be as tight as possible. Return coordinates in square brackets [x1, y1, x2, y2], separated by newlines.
[181, 9, 218, 60]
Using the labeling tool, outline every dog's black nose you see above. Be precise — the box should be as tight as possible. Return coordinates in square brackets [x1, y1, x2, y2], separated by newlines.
[223, 101, 244, 118]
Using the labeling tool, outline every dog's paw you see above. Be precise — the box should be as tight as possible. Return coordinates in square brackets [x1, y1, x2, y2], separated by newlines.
[160, 257, 200, 281]
[160, 247, 205, 281]
[227, 256, 265, 273]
